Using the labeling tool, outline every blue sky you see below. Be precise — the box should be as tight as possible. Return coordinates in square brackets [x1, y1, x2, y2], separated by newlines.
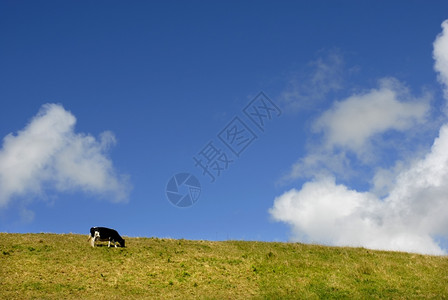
[1, 1, 448, 255]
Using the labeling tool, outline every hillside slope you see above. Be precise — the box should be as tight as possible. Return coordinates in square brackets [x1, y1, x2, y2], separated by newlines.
[1, 233, 447, 299]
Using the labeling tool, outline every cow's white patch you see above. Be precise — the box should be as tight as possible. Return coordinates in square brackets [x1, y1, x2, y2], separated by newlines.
[90, 230, 102, 247]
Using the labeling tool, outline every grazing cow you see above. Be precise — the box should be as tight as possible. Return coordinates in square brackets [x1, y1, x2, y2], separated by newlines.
[88, 227, 125, 248]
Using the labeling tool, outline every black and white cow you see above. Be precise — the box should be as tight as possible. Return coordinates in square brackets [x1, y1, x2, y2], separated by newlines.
[88, 227, 125, 248]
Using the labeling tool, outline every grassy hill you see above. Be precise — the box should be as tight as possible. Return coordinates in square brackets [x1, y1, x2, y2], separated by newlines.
[1, 233, 447, 299]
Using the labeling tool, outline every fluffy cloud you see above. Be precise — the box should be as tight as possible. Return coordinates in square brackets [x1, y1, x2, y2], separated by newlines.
[271, 124, 448, 255]
[285, 78, 431, 181]
[434, 20, 448, 99]
[314, 78, 430, 154]
[271, 20, 448, 255]
[0, 104, 131, 209]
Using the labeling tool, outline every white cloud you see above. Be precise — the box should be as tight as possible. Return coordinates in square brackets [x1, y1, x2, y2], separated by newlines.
[314, 78, 430, 155]
[0, 103, 131, 208]
[283, 78, 431, 181]
[434, 20, 448, 100]
[272, 20, 448, 255]
[271, 124, 448, 255]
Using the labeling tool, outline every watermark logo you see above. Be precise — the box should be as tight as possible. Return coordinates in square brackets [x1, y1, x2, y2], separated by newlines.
[166, 92, 281, 208]
[166, 173, 201, 208]
[218, 116, 257, 157]
[243, 92, 281, 132]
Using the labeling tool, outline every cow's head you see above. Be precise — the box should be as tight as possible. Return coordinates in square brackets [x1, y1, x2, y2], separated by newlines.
[120, 239, 126, 247]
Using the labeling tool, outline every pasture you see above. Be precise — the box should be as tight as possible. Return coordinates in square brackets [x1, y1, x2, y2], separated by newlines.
[1, 233, 447, 299]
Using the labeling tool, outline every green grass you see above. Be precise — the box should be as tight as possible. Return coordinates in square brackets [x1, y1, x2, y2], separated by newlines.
[1, 233, 447, 299]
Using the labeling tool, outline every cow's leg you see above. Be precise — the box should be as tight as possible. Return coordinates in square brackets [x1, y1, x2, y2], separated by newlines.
[90, 236, 95, 247]
[108, 240, 111, 248]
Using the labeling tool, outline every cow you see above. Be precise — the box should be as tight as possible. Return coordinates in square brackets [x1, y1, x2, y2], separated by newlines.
[88, 227, 125, 248]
